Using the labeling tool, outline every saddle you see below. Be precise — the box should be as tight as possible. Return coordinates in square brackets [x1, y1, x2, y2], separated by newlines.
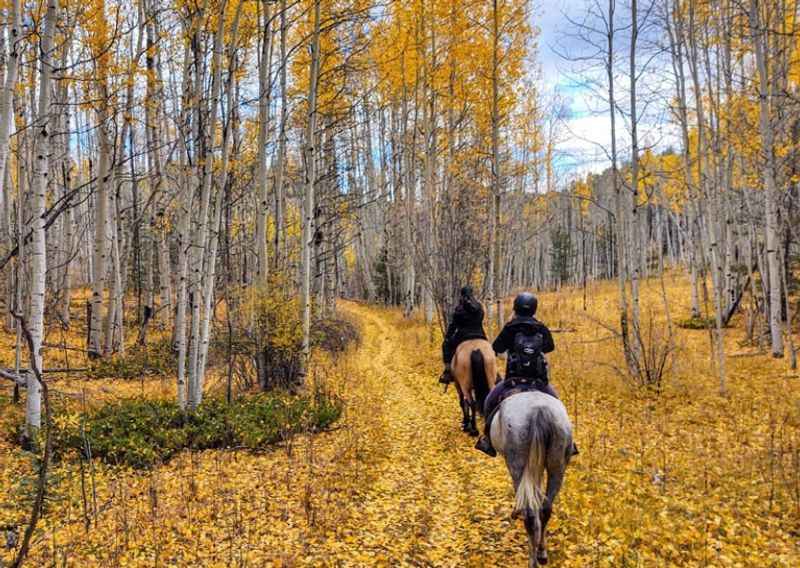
[457, 330, 488, 342]
[484, 377, 551, 433]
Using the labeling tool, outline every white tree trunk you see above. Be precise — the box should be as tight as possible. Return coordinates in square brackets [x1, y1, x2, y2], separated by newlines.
[688, 1, 726, 392]
[751, 0, 784, 358]
[197, 1, 242, 386]
[188, 0, 227, 408]
[158, 228, 172, 318]
[300, 0, 321, 380]
[628, 0, 642, 349]
[272, 0, 288, 267]
[255, 0, 272, 283]
[0, 0, 20, 200]
[89, 112, 112, 358]
[26, 0, 58, 436]
[175, 38, 194, 410]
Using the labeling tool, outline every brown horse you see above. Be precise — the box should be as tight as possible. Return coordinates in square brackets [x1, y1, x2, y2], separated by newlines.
[451, 339, 497, 436]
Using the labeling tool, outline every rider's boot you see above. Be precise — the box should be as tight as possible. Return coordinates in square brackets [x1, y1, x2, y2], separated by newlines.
[438, 364, 453, 385]
[475, 435, 496, 457]
[475, 418, 497, 457]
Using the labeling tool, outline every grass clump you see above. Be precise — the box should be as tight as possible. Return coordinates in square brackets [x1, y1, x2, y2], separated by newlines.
[51, 391, 342, 468]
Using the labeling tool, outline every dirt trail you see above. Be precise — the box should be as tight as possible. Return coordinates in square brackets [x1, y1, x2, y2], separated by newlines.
[330, 302, 520, 565]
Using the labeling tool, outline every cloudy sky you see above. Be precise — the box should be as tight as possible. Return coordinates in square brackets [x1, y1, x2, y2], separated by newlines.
[534, 0, 677, 183]
[536, 0, 611, 180]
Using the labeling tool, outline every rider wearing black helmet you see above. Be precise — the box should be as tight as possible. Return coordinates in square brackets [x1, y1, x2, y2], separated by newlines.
[492, 292, 554, 384]
[475, 291, 578, 457]
[438, 286, 488, 384]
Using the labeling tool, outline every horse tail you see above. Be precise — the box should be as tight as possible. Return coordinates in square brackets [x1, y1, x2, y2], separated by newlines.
[470, 348, 490, 414]
[513, 406, 553, 520]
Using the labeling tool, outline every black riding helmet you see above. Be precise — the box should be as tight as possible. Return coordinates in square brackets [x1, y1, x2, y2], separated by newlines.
[513, 292, 538, 316]
[460, 286, 474, 298]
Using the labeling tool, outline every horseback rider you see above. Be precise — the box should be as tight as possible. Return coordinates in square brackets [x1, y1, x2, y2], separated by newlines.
[475, 292, 578, 457]
[439, 286, 488, 385]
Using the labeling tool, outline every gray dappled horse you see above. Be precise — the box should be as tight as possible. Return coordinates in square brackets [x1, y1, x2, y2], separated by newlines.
[489, 391, 573, 567]
[451, 339, 496, 436]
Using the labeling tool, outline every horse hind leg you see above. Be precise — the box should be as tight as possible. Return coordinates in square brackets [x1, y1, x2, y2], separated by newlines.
[467, 399, 479, 437]
[524, 512, 542, 568]
[461, 400, 471, 433]
[455, 385, 468, 432]
[458, 390, 469, 432]
[537, 460, 567, 565]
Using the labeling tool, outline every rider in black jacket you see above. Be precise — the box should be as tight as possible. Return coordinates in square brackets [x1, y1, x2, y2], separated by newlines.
[475, 292, 577, 457]
[439, 286, 487, 384]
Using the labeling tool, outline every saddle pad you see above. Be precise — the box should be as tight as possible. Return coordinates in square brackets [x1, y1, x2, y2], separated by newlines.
[485, 380, 549, 433]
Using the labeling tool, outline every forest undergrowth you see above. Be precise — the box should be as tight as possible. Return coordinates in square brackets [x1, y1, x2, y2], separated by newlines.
[0, 274, 798, 567]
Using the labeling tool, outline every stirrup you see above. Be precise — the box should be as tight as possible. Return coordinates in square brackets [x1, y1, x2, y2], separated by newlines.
[475, 436, 496, 457]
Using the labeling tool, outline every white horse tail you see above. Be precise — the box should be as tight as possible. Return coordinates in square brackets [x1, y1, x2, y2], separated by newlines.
[512, 406, 552, 520]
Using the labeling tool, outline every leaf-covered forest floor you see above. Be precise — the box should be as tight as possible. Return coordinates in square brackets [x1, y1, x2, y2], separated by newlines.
[1, 274, 799, 567]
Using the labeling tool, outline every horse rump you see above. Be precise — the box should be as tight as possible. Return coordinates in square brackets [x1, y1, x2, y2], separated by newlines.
[470, 348, 490, 413]
[512, 406, 554, 520]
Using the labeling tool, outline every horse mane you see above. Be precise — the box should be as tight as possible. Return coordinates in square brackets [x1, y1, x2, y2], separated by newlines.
[470, 349, 490, 414]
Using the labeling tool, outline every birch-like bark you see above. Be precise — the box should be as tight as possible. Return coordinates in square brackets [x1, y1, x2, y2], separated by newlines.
[606, 0, 634, 374]
[300, 0, 321, 381]
[104, 195, 124, 355]
[255, 0, 273, 283]
[88, 105, 112, 358]
[26, 0, 58, 436]
[628, 0, 642, 347]
[174, 37, 194, 410]
[488, 0, 502, 330]
[750, 0, 784, 358]
[272, 0, 288, 268]
[150, 8, 172, 324]
[158, 227, 172, 316]
[197, 0, 242, 385]
[57, 67, 73, 327]
[188, 0, 226, 408]
[688, 0, 726, 392]
[0, 0, 20, 198]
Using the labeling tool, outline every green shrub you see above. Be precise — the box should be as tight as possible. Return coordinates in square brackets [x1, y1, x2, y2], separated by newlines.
[50, 391, 343, 469]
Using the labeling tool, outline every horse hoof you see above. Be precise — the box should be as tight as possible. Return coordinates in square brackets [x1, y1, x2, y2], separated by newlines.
[537, 549, 548, 565]
[468, 428, 479, 437]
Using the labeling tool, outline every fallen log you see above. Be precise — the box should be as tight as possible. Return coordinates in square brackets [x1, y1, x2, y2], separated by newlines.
[721, 274, 750, 327]
[0, 369, 28, 386]
[1, 367, 88, 388]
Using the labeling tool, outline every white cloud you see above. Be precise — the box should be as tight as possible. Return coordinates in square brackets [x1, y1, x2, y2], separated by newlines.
[533, 0, 681, 183]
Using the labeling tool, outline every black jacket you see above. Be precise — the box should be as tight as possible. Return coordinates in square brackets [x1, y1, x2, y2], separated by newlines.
[444, 297, 487, 341]
[492, 315, 554, 362]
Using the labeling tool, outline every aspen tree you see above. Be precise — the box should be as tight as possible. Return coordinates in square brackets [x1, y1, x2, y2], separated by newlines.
[26, 0, 59, 437]
[188, 0, 227, 408]
[255, 0, 273, 283]
[0, 0, 20, 199]
[750, 0, 784, 358]
[300, 0, 321, 382]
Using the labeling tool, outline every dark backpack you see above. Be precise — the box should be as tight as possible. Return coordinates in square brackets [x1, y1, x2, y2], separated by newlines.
[510, 331, 547, 381]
